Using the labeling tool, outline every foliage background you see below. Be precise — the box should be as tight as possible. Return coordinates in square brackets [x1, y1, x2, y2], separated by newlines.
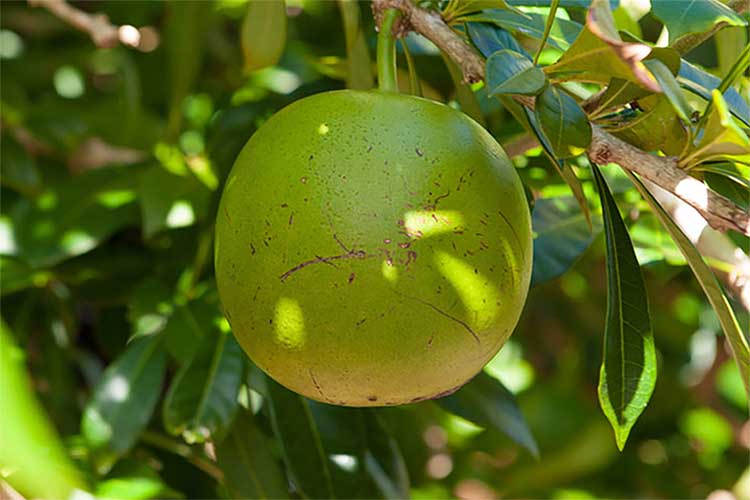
[0, 0, 748, 499]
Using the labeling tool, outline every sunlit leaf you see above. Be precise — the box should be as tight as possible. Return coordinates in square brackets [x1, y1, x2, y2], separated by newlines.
[263, 375, 335, 499]
[486, 49, 547, 96]
[215, 410, 290, 499]
[0, 320, 88, 499]
[627, 172, 750, 396]
[534, 85, 592, 157]
[592, 163, 656, 451]
[437, 371, 539, 457]
[242, 0, 287, 74]
[162, 330, 244, 444]
[651, 0, 746, 44]
[81, 334, 167, 472]
[531, 196, 602, 285]
[643, 59, 693, 123]
[681, 90, 750, 168]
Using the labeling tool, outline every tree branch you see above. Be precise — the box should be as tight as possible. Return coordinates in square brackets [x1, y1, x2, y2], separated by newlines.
[27, 0, 158, 51]
[371, 0, 750, 236]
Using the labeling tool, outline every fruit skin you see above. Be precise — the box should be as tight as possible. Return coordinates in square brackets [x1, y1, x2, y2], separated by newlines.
[215, 90, 532, 406]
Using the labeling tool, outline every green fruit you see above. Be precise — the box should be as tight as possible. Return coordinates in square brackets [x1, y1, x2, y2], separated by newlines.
[215, 90, 531, 406]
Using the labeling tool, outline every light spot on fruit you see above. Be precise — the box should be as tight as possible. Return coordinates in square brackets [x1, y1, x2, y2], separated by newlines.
[404, 210, 465, 239]
[381, 259, 399, 284]
[317, 123, 330, 135]
[434, 251, 499, 330]
[273, 297, 306, 349]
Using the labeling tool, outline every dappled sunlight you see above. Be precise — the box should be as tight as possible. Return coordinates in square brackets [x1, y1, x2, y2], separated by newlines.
[381, 259, 399, 284]
[96, 189, 136, 208]
[273, 297, 306, 349]
[674, 178, 708, 210]
[433, 251, 500, 330]
[404, 210, 465, 239]
[166, 200, 195, 228]
[61, 230, 96, 255]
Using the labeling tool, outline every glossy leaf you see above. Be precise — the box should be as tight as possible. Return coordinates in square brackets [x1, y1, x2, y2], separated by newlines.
[592, 164, 656, 451]
[627, 173, 749, 397]
[215, 410, 290, 499]
[81, 334, 167, 471]
[643, 59, 693, 123]
[162, 331, 244, 443]
[0, 320, 88, 499]
[531, 196, 602, 285]
[437, 371, 539, 457]
[242, 0, 287, 73]
[534, 85, 592, 158]
[467, 22, 529, 58]
[486, 49, 546, 96]
[263, 375, 335, 499]
[464, 9, 582, 51]
[651, 0, 746, 44]
[681, 90, 750, 168]
[678, 60, 750, 127]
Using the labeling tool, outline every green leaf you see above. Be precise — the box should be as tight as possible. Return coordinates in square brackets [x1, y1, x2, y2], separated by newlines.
[534, 0, 560, 63]
[263, 376, 335, 499]
[609, 95, 687, 156]
[627, 172, 750, 398]
[81, 334, 167, 472]
[591, 164, 656, 451]
[643, 59, 693, 123]
[531, 196, 602, 285]
[678, 60, 750, 128]
[0, 320, 88, 499]
[4, 167, 140, 269]
[704, 171, 749, 210]
[162, 330, 244, 444]
[242, 0, 287, 73]
[215, 410, 289, 499]
[0, 256, 36, 296]
[0, 136, 42, 196]
[165, 0, 214, 139]
[534, 85, 592, 158]
[486, 49, 547, 96]
[651, 0, 746, 44]
[464, 9, 582, 51]
[681, 90, 750, 168]
[363, 411, 410, 500]
[467, 22, 529, 58]
[337, 0, 373, 90]
[693, 161, 750, 189]
[546, 26, 656, 90]
[437, 371, 539, 457]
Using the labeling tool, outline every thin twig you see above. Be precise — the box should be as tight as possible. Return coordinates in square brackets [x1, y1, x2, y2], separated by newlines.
[370, 0, 750, 236]
[27, 0, 158, 51]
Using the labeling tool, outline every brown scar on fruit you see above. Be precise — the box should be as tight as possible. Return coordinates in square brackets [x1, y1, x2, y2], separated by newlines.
[348, 272, 356, 284]
[279, 249, 372, 282]
[289, 213, 295, 226]
[223, 207, 233, 225]
[249, 243, 256, 255]
[390, 289, 480, 344]
[415, 147, 424, 157]
[367, 395, 378, 402]
[308, 369, 332, 403]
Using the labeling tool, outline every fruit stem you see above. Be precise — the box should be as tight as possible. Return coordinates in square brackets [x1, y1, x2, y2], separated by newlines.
[377, 8, 400, 92]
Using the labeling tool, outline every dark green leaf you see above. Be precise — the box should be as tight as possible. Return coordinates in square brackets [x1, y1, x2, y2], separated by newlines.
[442, 54, 486, 125]
[363, 411, 410, 500]
[609, 95, 687, 155]
[162, 330, 244, 443]
[263, 376, 335, 499]
[531, 196, 602, 285]
[467, 22, 529, 58]
[591, 164, 656, 451]
[215, 410, 290, 499]
[0, 136, 41, 196]
[704, 171, 749, 210]
[678, 60, 750, 128]
[437, 371, 539, 457]
[627, 172, 749, 398]
[509, 0, 620, 7]
[463, 9, 582, 51]
[486, 49, 547, 96]
[534, 85, 592, 157]
[0, 256, 35, 296]
[651, 0, 746, 44]
[81, 334, 167, 472]
[242, 0, 287, 73]
[643, 59, 693, 123]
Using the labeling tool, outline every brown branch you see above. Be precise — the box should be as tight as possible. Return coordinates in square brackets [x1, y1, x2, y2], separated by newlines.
[371, 0, 750, 236]
[27, 0, 158, 51]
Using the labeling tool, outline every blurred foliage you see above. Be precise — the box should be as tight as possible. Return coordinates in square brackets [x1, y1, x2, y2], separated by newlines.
[1, 0, 748, 499]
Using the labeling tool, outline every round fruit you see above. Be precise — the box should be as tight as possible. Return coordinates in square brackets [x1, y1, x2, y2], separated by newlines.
[215, 90, 532, 406]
